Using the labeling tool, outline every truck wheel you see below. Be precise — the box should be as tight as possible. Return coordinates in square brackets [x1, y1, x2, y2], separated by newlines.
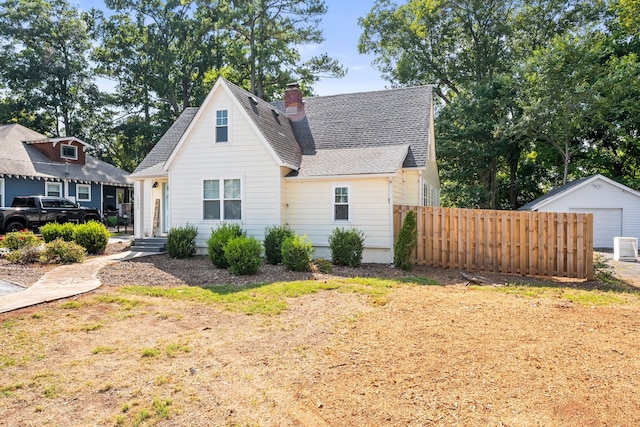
[83, 215, 100, 223]
[5, 221, 25, 233]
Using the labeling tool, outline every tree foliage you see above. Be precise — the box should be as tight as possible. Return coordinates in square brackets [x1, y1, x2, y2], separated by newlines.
[360, 0, 639, 208]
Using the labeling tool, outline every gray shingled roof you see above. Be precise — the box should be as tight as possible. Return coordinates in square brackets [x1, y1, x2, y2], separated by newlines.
[274, 85, 432, 171]
[135, 79, 432, 179]
[131, 107, 198, 177]
[225, 81, 302, 168]
[290, 145, 410, 178]
[0, 124, 131, 186]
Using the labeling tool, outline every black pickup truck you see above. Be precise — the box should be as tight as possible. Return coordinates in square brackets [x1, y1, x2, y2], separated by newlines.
[0, 196, 103, 233]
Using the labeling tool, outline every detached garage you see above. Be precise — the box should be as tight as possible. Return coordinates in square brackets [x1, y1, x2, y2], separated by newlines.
[519, 174, 640, 249]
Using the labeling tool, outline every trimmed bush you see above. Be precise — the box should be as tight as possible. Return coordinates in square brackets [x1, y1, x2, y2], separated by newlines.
[207, 223, 245, 268]
[73, 221, 110, 255]
[263, 225, 295, 265]
[6, 245, 42, 264]
[166, 224, 198, 259]
[40, 238, 86, 264]
[394, 210, 417, 271]
[224, 236, 263, 275]
[328, 227, 366, 267]
[281, 234, 314, 272]
[0, 229, 41, 250]
[40, 222, 75, 243]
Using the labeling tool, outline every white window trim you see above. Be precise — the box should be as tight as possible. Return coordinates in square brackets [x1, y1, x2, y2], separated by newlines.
[77, 184, 91, 201]
[215, 109, 230, 143]
[46, 182, 62, 197]
[0, 178, 4, 207]
[202, 178, 243, 221]
[61, 144, 78, 160]
[332, 184, 352, 223]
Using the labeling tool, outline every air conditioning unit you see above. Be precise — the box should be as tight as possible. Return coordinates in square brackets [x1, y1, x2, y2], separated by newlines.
[613, 237, 638, 262]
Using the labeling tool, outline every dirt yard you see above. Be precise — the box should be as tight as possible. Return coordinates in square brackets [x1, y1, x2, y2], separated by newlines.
[2, 251, 640, 426]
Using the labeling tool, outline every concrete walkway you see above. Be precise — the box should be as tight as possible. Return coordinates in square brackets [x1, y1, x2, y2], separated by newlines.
[0, 248, 152, 315]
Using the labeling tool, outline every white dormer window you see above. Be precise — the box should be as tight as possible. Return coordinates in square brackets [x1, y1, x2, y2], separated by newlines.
[61, 144, 77, 160]
[215, 110, 228, 143]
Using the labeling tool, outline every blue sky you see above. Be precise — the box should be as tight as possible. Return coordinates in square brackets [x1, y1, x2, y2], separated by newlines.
[79, 0, 388, 96]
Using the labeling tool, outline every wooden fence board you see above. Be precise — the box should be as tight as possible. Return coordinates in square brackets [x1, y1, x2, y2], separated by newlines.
[394, 206, 593, 280]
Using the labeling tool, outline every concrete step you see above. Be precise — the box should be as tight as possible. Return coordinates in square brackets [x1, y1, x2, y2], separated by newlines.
[131, 237, 167, 253]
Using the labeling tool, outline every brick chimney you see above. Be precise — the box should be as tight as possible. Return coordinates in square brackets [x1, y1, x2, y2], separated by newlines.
[284, 82, 305, 121]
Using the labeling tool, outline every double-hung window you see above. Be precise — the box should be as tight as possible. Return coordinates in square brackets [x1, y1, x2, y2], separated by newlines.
[46, 182, 61, 197]
[77, 184, 91, 201]
[334, 186, 350, 221]
[215, 110, 228, 143]
[203, 179, 241, 220]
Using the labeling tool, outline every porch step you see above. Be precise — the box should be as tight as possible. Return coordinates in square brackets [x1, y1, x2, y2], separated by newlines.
[131, 237, 167, 253]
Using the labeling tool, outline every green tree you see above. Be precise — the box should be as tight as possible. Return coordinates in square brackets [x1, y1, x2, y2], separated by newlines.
[0, 0, 97, 136]
[217, 0, 345, 100]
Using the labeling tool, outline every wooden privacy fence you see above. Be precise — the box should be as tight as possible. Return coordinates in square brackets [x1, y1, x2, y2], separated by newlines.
[394, 206, 594, 280]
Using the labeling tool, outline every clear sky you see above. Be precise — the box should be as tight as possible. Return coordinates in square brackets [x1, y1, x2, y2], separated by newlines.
[307, 0, 389, 95]
[80, 0, 388, 96]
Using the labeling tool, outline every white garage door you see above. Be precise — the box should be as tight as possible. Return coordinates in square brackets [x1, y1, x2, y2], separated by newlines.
[570, 208, 622, 248]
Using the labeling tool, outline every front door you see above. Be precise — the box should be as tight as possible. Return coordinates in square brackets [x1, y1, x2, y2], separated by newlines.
[162, 182, 169, 234]
[116, 188, 124, 214]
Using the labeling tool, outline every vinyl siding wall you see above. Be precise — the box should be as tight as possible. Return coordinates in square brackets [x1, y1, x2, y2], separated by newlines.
[285, 176, 395, 263]
[534, 177, 640, 247]
[168, 89, 282, 250]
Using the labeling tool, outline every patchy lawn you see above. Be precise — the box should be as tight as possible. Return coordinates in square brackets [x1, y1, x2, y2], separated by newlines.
[1, 257, 640, 426]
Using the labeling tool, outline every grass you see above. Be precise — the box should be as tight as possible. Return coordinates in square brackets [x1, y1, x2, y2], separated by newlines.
[119, 276, 408, 315]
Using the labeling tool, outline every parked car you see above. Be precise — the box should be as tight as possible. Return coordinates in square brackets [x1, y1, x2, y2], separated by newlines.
[0, 196, 103, 233]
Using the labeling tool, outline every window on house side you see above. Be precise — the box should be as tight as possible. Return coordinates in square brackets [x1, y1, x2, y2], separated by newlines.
[46, 182, 61, 197]
[203, 179, 241, 220]
[216, 110, 228, 143]
[61, 144, 77, 160]
[77, 184, 91, 201]
[334, 186, 349, 221]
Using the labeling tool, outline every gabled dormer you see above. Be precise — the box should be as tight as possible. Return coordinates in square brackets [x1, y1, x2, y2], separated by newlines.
[24, 137, 93, 166]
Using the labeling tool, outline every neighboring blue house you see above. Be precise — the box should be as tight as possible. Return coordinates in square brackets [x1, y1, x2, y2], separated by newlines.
[0, 124, 132, 214]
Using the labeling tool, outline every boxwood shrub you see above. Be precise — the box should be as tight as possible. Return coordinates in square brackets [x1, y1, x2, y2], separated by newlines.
[328, 227, 365, 267]
[224, 236, 263, 275]
[264, 225, 295, 265]
[40, 222, 76, 243]
[73, 221, 110, 255]
[207, 223, 245, 268]
[281, 234, 314, 272]
[166, 224, 198, 259]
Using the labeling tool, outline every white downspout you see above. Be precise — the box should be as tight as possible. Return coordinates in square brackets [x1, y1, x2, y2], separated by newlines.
[419, 170, 423, 206]
[389, 176, 394, 264]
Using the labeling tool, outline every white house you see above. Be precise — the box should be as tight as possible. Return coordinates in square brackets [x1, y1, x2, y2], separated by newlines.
[519, 174, 640, 248]
[130, 77, 440, 263]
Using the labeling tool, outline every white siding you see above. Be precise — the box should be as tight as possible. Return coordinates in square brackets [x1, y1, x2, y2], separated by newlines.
[286, 177, 394, 263]
[168, 88, 282, 250]
[536, 177, 640, 248]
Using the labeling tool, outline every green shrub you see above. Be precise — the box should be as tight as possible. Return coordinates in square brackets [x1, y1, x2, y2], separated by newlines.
[263, 225, 295, 265]
[0, 229, 41, 250]
[166, 224, 198, 259]
[105, 215, 118, 228]
[394, 210, 417, 271]
[224, 236, 263, 275]
[281, 234, 314, 272]
[207, 223, 245, 268]
[40, 238, 86, 264]
[328, 227, 366, 267]
[73, 221, 110, 255]
[6, 245, 42, 264]
[40, 222, 76, 243]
